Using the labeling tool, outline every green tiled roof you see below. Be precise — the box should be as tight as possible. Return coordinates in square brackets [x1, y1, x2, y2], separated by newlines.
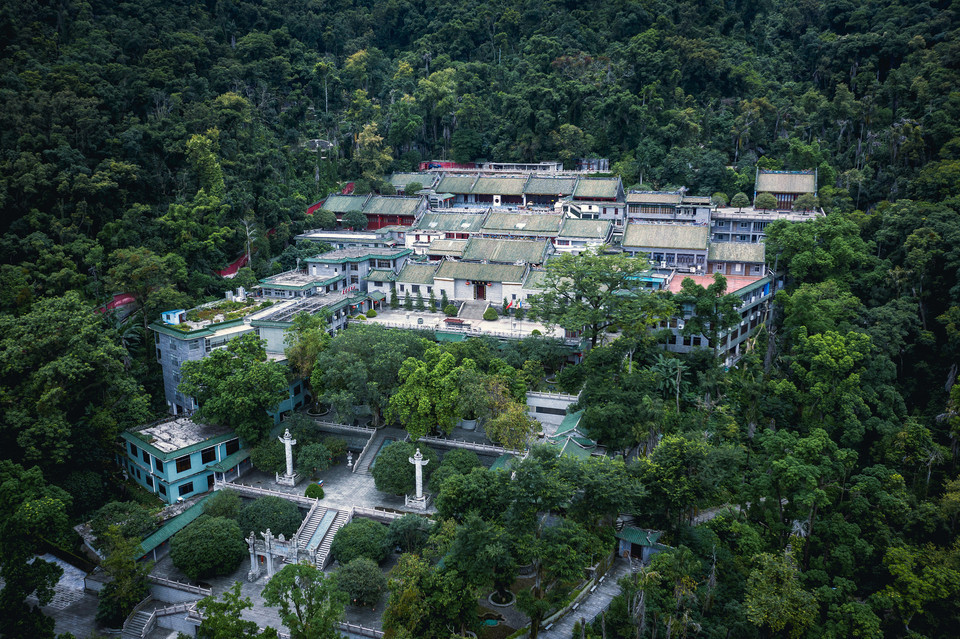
[138, 494, 213, 556]
[462, 238, 549, 264]
[755, 170, 816, 194]
[426, 239, 468, 256]
[368, 291, 386, 302]
[363, 196, 422, 217]
[436, 175, 477, 194]
[707, 242, 766, 263]
[559, 219, 613, 239]
[414, 212, 487, 233]
[554, 410, 584, 436]
[389, 172, 432, 189]
[625, 191, 681, 205]
[615, 526, 662, 547]
[471, 176, 528, 195]
[524, 176, 577, 195]
[396, 262, 438, 285]
[209, 449, 250, 472]
[573, 177, 621, 199]
[321, 194, 367, 212]
[522, 269, 551, 290]
[435, 261, 527, 283]
[482, 213, 563, 234]
[364, 269, 397, 282]
[622, 224, 709, 250]
[489, 453, 514, 471]
[305, 247, 412, 264]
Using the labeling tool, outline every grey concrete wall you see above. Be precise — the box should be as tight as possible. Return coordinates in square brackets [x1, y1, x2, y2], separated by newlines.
[150, 583, 209, 604]
[526, 392, 579, 430]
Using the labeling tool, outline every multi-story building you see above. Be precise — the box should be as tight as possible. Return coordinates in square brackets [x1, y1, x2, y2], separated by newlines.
[120, 416, 248, 504]
[407, 211, 487, 252]
[622, 223, 710, 271]
[552, 219, 614, 255]
[625, 191, 711, 225]
[312, 194, 427, 230]
[710, 206, 822, 243]
[754, 169, 817, 210]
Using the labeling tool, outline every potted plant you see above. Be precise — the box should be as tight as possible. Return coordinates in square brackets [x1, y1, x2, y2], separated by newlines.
[456, 367, 491, 431]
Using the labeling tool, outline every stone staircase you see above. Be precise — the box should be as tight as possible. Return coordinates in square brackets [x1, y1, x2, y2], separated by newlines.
[291, 505, 328, 563]
[122, 610, 153, 639]
[458, 300, 489, 320]
[314, 510, 349, 569]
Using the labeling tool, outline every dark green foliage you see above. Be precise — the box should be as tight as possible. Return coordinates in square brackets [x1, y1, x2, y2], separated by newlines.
[203, 490, 242, 520]
[262, 564, 345, 638]
[370, 442, 438, 495]
[343, 210, 367, 230]
[443, 304, 458, 317]
[90, 501, 157, 551]
[429, 449, 482, 493]
[322, 436, 348, 459]
[482, 307, 498, 321]
[196, 582, 280, 639]
[170, 516, 245, 581]
[330, 517, 389, 565]
[95, 529, 151, 627]
[250, 440, 286, 475]
[337, 557, 388, 607]
[179, 333, 288, 445]
[237, 497, 302, 538]
[297, 442, 333, 478]
[385, 514, 433, 554]
[305, 484, 325, 500]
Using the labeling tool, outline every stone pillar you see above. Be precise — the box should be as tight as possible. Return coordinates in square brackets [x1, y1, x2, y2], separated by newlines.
[246, 531, 260, 582]
[262, 529, 274, 577]
[276, 429, 301, 486]
[405, 448, 430, 511]
[281, 429, 296, 477]
[409, 448, 429, 499]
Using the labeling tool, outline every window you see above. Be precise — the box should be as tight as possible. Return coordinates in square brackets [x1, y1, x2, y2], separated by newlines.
[201, 447, 216, 464]
[411, 285, 420, 293]
[170, 356, 180, 367]
[129, 442, 138, 456]
[398, 285, 405, 292]
[155, 458, 164, 472]
[142, 449, 150, 463]
[135, 468, 141, 479]
[225, 439, 240, 455]
[145, 475, 153, 488]
[175, 456, 191, 473]
[692, 336, 702, 346]
[158, 484, 167, 496]
[350, 264, 359, 271]
[740, 222, 749, 229]
[752, 265, 762, 274]
[189, 341, 200, 350]
[179, 482, 193, 497]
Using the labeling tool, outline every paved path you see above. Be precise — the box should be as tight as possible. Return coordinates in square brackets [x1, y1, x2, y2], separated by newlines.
[539, 557, 632, 639]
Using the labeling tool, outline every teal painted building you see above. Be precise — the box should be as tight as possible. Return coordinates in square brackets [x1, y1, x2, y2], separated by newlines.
[120, 417, 251, 504]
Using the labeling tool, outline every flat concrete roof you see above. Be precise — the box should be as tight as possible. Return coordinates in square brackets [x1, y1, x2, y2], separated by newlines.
[134, 418, 232, 454]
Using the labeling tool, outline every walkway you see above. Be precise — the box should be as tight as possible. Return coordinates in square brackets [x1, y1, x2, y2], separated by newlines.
[540, 557, 632, 638]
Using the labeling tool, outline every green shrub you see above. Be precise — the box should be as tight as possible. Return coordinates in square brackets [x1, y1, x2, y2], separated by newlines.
[203, 490, 242, 520]
[330, 518, 389, 564]
[337, 557, 387, 607]
[354, 315, 366, 321]
[305, 484, 325, 500]
[365, 309, 377, 318]
[170, 515, 245, 580]
[237, 496, 303, 538]
[443, 304, 458, 317]
[322, 436, 348, 459]
[483, 307, 498, 321]
[250, 440, 285, 474]
[531, 329, 542, 336]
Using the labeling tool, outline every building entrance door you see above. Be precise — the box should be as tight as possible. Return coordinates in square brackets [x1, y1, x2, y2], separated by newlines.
[475, 283, 486, 300]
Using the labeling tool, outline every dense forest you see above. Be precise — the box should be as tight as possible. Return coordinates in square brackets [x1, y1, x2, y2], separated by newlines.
[2, 0, 960, 637]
